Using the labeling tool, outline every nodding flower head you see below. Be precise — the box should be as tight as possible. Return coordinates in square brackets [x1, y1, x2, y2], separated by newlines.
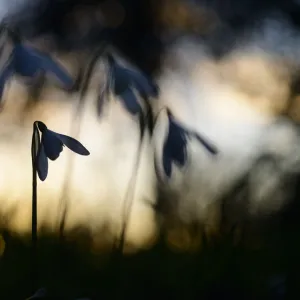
[99, 53, 158, 116]
[32, 121, 90, 181]
[158, 108, 218, 179]
[0, 25, 74, 102]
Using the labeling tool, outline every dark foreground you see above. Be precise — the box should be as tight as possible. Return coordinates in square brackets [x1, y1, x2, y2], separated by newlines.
[0, 221, 299, 300]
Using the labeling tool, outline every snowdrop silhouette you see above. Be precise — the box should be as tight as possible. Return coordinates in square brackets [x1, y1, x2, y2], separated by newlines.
[96, 54, 160, 254]
[33, 121, 90, 181]
[103, 53, 159, 116]
[30, 121, 90, 292]
[156, 108, 218, 179]
[0, 25, 74, 101]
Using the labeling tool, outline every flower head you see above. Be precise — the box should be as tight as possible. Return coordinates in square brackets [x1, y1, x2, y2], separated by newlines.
[32, 121, 90, 181]
[159, 109, 218, 178]
[0, 26, 74, 102]
[99, 53, 158, 116]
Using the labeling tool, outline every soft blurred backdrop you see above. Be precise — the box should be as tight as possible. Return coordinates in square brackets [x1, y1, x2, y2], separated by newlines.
[0, 0, 300, 299]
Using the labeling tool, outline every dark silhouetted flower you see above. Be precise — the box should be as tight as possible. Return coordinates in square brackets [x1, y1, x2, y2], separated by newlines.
[102, 53, 159, 116]
[0, 27, 74, 101]
[161, 109, 218, 178]
[33, 121, 90, 181]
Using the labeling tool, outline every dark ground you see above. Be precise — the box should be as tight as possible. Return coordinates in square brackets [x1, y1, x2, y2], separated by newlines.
[0, 220, 299, 299]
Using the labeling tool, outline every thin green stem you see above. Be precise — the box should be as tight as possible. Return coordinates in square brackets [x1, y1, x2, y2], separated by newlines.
[31, 123, 38, 293]
[57, 44, 108, 240]
[116, 106, 154, 255]
[117, 133, 144, 255]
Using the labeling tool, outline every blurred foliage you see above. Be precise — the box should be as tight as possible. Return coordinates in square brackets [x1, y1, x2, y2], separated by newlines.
[0, 220, 299, 299]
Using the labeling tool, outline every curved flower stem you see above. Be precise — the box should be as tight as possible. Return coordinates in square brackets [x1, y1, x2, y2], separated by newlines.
[116, 103, 154, 256]
[117, 130, 144, 255]
[57, 44, 108, 240]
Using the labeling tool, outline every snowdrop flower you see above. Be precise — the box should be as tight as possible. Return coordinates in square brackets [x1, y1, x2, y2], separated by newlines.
[32, 121, 90, 181]
[159, 109, 218, 178]
[100, 53, 158, 116]
[0, 25, 74, 101]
